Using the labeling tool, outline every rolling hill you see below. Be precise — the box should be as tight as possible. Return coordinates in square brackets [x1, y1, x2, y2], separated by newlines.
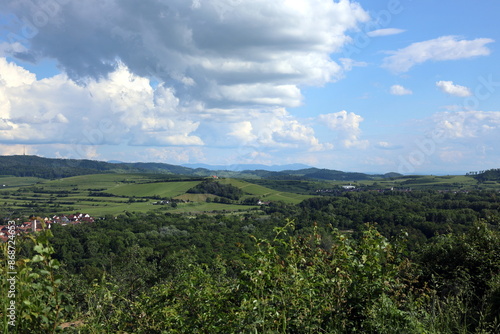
[0, 155, 400, 181]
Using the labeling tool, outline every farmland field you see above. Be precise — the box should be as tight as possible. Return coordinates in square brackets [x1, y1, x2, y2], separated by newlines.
[108, 180, 201, 198]
[1, 171, 499, 218]
[220, 178, 312, 204]
[0, 174, 312, 216]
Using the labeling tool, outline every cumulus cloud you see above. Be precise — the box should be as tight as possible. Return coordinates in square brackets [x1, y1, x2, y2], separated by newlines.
[367, 28, 405, 37]
[382, 36, 494, 73]
[318, 110, 368, 148]
[433, 111, 500, 139]
[0, 58, 203, 148]
[390, 84, 412, 95]
[0, 58, 334, 158]
[436, 80, 472, 97]
[226, 108, 332, 152]
[0, 0, 371, 163]
[3, 0, 369, 108]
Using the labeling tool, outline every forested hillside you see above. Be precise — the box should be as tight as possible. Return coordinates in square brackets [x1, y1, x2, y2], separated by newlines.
[474, 168, 500, 182]
[187, 179, 244, 200]
[0, 155, 191, 178]
[2, 214, 499, 333]
[0, 155, 396, 181]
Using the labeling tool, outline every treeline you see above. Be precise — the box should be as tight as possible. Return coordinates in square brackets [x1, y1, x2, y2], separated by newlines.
[474, 168, 500, 182]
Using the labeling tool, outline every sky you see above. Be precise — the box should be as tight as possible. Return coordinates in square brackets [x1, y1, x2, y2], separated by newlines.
[0, 0, 499, 174]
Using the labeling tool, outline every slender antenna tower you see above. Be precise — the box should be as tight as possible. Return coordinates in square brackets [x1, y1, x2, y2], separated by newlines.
[23, 145, 26, 155]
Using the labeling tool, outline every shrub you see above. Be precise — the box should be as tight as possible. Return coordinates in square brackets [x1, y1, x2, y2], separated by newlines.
[1, 227, 70, 333]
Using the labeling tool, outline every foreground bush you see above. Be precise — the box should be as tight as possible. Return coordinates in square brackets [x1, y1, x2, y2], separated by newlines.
[2, 221, 499, 333]
[82, 222, 425, 333]
[1, 228, 70, 333]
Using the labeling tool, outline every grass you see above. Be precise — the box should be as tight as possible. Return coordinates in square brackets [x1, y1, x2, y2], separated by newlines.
[0, 176, 45, 189]
[169, 202, 258, 214]
[0, 174, 308, 216]
[220, 179, 312, 204]
[42, 174, 153, 190]
[108, 180, 201, 198]
[78, 201, 159, 216]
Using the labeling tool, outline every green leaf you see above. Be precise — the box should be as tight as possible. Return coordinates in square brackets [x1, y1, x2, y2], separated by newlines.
[49, 259, 60, 268]
[33, 244, 44, 254]
[31, 254, 44, 263]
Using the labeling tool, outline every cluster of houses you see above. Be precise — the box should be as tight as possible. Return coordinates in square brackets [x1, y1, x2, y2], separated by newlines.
[0, 213, 95, 242]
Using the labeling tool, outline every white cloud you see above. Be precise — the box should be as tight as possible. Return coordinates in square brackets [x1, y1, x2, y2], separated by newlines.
[319, 110, 363, 131]
[382, 36, 494, 73]
[225, 108, 332, 151]
[0, 58, 203, 147]
[0, 58, 333, 157]
[318, 110, 368, 148]
[376, 141, 402, 150]
[0, 1, 373, 163]
[0, 57, 36, 88]
[433, 111, 500, 139]
[367, 28, 405, 37]
[228, 121, 257, 144]
[339, 58, 368, 71]
[4, 0, 369, 109]
[0, 42, 28, 58]
[436, 80, 472, 97]
[390, 84, 412, 96]
[439, 150, 464, 163]
[215, 83, 303, 107]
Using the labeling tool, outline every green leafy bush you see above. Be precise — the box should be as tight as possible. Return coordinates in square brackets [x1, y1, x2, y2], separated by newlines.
[1, 227, 70, 333]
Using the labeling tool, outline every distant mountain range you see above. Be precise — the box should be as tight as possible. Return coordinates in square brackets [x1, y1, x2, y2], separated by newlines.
[181, 163, 311, 172]
[0, 155, 402, 181]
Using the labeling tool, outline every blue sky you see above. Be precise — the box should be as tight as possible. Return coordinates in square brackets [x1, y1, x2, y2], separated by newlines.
[0, 0, 499, 174]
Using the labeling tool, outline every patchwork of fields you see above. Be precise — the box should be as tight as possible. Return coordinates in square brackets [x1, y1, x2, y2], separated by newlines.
[0, 174, 313, 216]
[1, 172, 498, 217]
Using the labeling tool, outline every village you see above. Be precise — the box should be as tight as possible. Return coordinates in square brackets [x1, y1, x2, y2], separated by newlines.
[0, 213, 95, 242]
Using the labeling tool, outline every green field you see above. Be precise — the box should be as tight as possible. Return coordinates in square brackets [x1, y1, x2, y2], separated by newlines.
[108, 180, 201, 198]
[220, 178, 312, 203]
[0, 174, 312, 216]
[0, 176, 45, 188]
[1, 172, 498, 218]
